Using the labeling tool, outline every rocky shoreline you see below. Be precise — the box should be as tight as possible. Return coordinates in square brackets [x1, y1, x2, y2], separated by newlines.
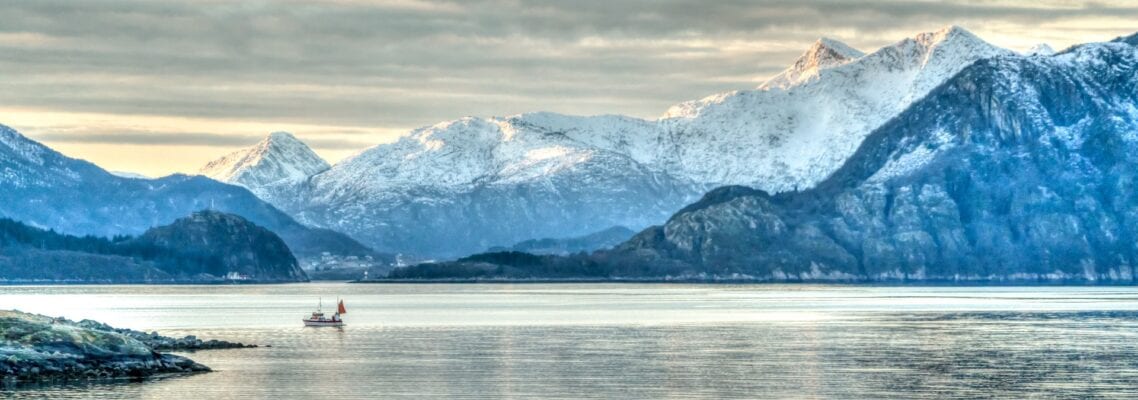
[1, 310, 256, 386]
[69, 318, 259, 351]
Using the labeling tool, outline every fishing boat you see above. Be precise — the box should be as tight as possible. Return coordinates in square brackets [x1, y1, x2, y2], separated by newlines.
[303, 298, 346, 327]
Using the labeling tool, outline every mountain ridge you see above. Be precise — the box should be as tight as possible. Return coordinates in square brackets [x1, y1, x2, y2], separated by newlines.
[222, 26, 1011, 258]
[759, 37, 864, 89]
[0, 125, 375, 261]
[610, 35, 1138, 281]
[385, 32, 1138, 281]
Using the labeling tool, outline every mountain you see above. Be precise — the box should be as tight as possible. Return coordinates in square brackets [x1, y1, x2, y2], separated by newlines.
[0, 211, 307, 283]
[0, 125, 373, 261]
[388, 33, 1138, 282]
[659, 25, 1012, 191]
[199, 131, 330, 206]
[245, 26, 1007, 258]
[757, 37, 865, 90]
[489, 226, 636, 256]
[1025, 43, 1055, 56]
[137, 210, 307, 282]
[606, 34, 1138, 281]
[295, 116, 700, 257]
[1114, 32, 1138, 46]
[0, 217, 169, 283]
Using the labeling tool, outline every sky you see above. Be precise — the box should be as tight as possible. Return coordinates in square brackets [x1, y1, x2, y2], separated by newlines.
[1, 0, 1136, 177]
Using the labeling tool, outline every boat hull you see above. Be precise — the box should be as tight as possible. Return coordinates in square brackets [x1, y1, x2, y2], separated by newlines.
[303, 319, 344, 327]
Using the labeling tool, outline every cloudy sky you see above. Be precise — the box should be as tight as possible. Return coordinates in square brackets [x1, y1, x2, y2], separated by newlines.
[2, 0, 1136, 176]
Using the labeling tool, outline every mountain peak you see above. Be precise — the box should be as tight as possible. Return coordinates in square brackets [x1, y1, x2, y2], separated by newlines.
[198, 131, 330, 200]
[1113, 32, 1138, 46]
[267, 131, 300, 143]
[908, 25, 972, 47]
[862, 25, 1009, 81]
[909, 25, 993, 54]
[812, 37, 864, 60]
[1025, 43, 1055, 56]
[760, 36, 863, 89]
[255, 131, 311, 154]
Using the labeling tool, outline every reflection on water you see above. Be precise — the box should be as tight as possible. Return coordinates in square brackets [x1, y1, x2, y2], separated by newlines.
[4, 284, 1138, 398]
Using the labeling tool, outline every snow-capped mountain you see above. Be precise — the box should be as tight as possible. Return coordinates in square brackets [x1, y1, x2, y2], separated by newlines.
[656, 25, 1013, 191]
[296, 115, 701, 257]
[1025, 43, 1055, 56]
[228, 26, 1013, 258]
[0, 125, 374, 260]
[609, 34, 1138, 281]
[757, 37, 865, 90]
[199, 131, 330, 205]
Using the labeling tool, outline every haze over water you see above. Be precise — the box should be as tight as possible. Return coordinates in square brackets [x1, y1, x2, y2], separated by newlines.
[4, 283, 1138, 398]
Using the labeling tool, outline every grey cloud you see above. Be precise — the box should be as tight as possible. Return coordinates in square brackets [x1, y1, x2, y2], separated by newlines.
[29, 129, 374, 150]
[1, 0, 1136, 135]
[31, 131, 262, 147]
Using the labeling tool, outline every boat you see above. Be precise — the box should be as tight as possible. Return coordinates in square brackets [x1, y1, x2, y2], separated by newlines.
[303, 298, 346, 327]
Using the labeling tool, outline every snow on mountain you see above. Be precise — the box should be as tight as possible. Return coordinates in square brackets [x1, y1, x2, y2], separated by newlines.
[0, 124, 110, 189]
[757, 37, 865, 90]
[1025, 43, 1055, 56]
[234, 26, 1015, 257]
[657, 25, 1013, 192]
[0, 124, 375, 260]
[610, 35, 1138, 281]
[199, 131, 330, 204]
[0, 125, 49, 166]
[298, 114, 699, 257]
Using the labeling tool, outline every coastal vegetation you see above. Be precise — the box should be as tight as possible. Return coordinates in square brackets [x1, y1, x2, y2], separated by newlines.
[0, 211, 307, 283]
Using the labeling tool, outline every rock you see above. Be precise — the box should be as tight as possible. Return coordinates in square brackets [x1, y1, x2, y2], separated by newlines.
[0, 310, 251, 385]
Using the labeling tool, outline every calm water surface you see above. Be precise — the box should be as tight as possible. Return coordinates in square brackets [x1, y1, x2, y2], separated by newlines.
[4, 283, 1138, 398]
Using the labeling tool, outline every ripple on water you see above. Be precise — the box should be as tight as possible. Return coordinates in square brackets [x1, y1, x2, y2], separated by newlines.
[4, 284, 1138, 399]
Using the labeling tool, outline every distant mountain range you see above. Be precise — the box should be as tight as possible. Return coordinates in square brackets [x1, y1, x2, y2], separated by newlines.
[202, 26, 1010, 258]
[0, 210, 307, 283]
[390, 32, 1138, 282]
[488, 226, 636, 256]
[9, 25, 1130, 284]
[0, 125, 376, 262]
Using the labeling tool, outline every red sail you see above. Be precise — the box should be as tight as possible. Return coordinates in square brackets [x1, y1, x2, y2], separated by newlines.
[337, 300, 347, 314]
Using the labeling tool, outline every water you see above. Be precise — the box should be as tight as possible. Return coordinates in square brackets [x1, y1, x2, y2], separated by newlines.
[4, 283, 1138, 398]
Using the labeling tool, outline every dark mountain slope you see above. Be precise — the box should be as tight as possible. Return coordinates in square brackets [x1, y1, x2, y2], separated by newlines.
[0, 211, 306, 283]
[0, 125, 374, 260]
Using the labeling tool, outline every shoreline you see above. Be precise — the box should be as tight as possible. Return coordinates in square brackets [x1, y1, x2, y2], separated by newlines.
[0, 280, 308, 286]
[3, 279, 1138, 287]
[353, 278, 1138, 286]
[0, 310, 258, 387]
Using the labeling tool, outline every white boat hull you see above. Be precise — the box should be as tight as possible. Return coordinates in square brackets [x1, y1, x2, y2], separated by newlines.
[303, 319, 344, 327]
